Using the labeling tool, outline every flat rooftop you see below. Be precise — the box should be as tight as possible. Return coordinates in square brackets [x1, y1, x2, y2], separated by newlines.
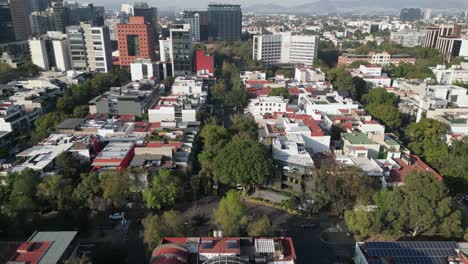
[342, 133, 376, 145]
[94, 141, 134, 160]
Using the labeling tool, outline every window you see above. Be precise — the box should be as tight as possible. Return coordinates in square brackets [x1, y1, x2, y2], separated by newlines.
[126, 35, 140, 56]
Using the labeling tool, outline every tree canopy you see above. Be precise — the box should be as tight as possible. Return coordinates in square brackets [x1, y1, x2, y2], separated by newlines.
[143, 210, 185, 250]
[100, 171, 131, 208]
[213, 190, 248, 236]
[143, 169, 182, 210]
[345, 172, 463, 239]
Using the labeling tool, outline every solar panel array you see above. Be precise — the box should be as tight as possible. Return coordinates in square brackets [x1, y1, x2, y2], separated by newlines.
[365, 241, 458, 264]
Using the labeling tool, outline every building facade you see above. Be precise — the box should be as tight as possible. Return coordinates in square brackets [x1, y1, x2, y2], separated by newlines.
[208, 4, 241, 41]
[390, 30, 425, 47]
[170, 24, 192, 76]
[253, 32, 319, 66]
[81, 22, 112, 72]
[194, 49, 213, 77]
[9, 0, 32, 40]
[116, 16, 156, 67]
[0, 1, 16, 43]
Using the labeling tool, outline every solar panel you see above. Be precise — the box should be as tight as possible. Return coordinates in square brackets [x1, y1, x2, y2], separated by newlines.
[364, 241, 458, 263]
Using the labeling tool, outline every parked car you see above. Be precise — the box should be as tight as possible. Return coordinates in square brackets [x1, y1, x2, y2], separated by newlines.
[109, 212, 125, 220]
[300, 222, 318, 229]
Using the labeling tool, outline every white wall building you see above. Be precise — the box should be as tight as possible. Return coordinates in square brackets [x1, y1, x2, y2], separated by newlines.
[245, 96, 288, 119]
[184, 13, 200, 42]
[253, 32, 319, 66]
[130, 58, 158, 81]
[171, 76, 203, 96]
[240, 71, 266, 83]
[81, 22, 112, 73]
[430, 63, 468, 85]
[294, 67, 325, 83]
[298, 92, 360, 116]
[29, 35, 49, 70]
[390, 30, 425, 47]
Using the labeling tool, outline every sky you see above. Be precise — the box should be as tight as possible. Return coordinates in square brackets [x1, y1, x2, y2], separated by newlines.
[88, 0, 468, 12]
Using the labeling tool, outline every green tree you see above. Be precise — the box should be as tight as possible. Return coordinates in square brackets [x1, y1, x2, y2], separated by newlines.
[211, 81, 226, 101]
[100, 171, 131, 208]
[55, 152, 84, 180]
[143, 169, 181, 210]
[56, 96, 76, 114]
[73, 173, 102, 210]
[247, 214, 272, 236]
[73, 105, 89, 118]
[230, 115, 258, 140]
[345, 172, 463, 239]
[2, 169, 40, 218]
[33, 112, 68, 141]
[224, 87, 249, 109]
[142, 210, 185, 250]
[213, 190, 248, 236]
[362, 87, 399, 106]
[213, 139, 273, 188]
[37, 175, 74, 210]
[406, 118, 447, 155]
[366, 104, 401, 130]
[268, 87, 291, 99]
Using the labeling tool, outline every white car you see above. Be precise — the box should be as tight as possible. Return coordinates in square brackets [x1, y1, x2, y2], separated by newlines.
[108, 212, 125, 220]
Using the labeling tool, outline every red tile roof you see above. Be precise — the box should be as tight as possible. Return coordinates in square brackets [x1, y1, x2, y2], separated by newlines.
[198, 237, 240, 254]
[147, 141, 183, 148]
[10, 241, 52, 264]
[119, 114, 136, 122]
[391, 155, 443, 183]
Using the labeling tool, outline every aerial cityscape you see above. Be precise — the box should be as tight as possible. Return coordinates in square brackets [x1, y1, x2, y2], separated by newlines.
[0, 0, 467, 263]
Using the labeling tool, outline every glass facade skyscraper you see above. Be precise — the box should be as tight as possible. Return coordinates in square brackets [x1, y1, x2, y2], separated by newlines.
[208, 4, 241, 41]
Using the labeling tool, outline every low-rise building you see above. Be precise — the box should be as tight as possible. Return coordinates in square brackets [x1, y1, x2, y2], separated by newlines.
[151, 236, 297, 264]
[171, 76, 204, 96]
[351, 65, 391, 88]
[148, 96, 201, 123]
[0, 102, 29, 134]
[338, 52, 416, 66]
[8, 231, 78, 264]
[92, 141, 135, 171]
[426, 108, 468, 141]
[12, 143, 73, 176]
[130, 58, 160, 81]
[430, 63, 468, 85]
[298, 92, 360, 116]
[241, 71, 266, 83]
[194, 50, 214, 77]
[88, 81, 158, 117]
[245, 96, 288, 119]
[294, 66, 325, 83]
[390, 29, 425, 47]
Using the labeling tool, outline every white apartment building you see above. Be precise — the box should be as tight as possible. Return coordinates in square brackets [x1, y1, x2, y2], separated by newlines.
[357, 65, 382, 77]
[430, 63, 468, 85]
[253, 32, 319, 66]
[426, 108, 468, 140]
[49, 32, 71, 72]
[294, 67, 325, 83]
[29, 35, 49, 70]
[245, 96, 288, 119]
[171, 76, 203, 96]
[148, 96, 199, 123]
[240, 71, 266, 83]
[298, 92, 360, 116]
[390, 30, 425, 47]
[81, 22, 112, 73]
[0, 103, 29, 133]
[427, 85, 468, 107]
[130, 58, 158, 81]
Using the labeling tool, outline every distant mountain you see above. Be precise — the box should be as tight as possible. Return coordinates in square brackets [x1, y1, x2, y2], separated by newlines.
[244, 0, 468, 14]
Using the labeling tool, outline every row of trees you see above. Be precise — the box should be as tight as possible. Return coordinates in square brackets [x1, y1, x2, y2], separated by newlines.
[0, 57, 41, 84]
[211, 62, 249, 109]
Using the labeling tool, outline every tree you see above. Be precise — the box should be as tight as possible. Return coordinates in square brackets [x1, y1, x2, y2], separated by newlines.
[306, 163, 375, 215]
[211, 81, 226, 101]
[143, 210, 185, 250]
[73, 173, 102, 210]
[406, 118, 447, 155]
[268, 87, 291, 100]
[224, 87, 249, 109]
[56, 96, 76, 114]
[200, 122, 231, 154]
[100, 171, 131, 208]
[37, 175, 74, 210]
[73, 105, 89, 118]
[247, 214, 271, 236]
[143, 169, 181, 210]
[345, 172, 464, 239]
[33, 112, 68, 141]
[362, 88, 399, 106]
[213, 139, 273, 188]
[213, 190, 248, 236]
[55, 152, 83, 180]
[366, 104, 401, 129]
[230, 115, 258, 140]
[2, 169, 40, 218]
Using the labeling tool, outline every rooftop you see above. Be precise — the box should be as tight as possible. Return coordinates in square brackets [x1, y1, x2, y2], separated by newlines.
[342, 133, 377, 145]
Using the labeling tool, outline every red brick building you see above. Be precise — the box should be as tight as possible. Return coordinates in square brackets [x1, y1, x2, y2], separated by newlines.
[194, 50, 214, 77]
[116, 16, 156, 67]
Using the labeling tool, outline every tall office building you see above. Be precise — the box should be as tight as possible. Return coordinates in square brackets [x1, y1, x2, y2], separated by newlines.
[423, 9, 431, 21]
[400, 8, 422, 22]
[184, 11, 208, 41]
[133, 2, 157, 26]
[52, 0, 67, 33]
[65, 23, 111, 72]
[184, 13, 200, 42]
[0, 0, 16, 43]
[9, 0, 32, 40]
[121, 4, 134, 15]
[423, 24, 462, 48]
[66, 25, 86, 70]
[66, 3, 104, 26]
[170, 24, 192, 76]
[30, 10, 55, 35]
[81, 22, 112, 72]
[116, 16, 156, 67]
[253, 32, 319, 66]
[29, 31, 71, 71]
[30, 0, 49, 12]
[208, 4, 241, 41]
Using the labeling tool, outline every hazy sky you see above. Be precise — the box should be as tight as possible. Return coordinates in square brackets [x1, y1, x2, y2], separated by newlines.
[86, 0, 468, 11]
